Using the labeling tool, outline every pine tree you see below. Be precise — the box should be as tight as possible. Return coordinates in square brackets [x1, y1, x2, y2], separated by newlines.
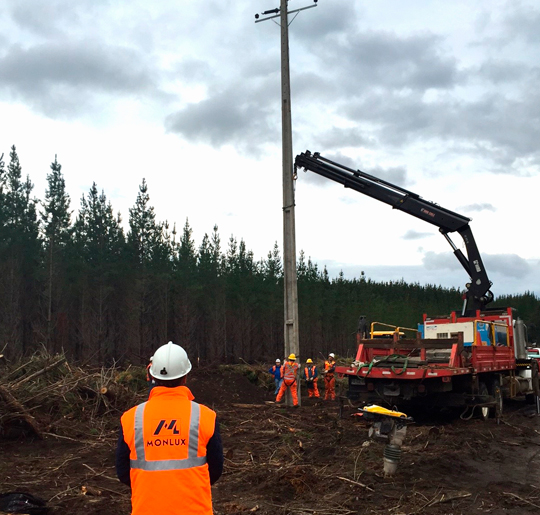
[72, 183, 125, 361]
[127, 179, 166, 361]
[173, 218, 198, 357]
[196, 225, 226, 361]
[41, 155, 72, 351]
[0, 146, 41, 354]
[128, 178, 157, 266]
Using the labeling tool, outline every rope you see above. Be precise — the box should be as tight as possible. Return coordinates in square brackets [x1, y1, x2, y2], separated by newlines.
[388, 354, 409, 375]
[355, 354, 409, 377]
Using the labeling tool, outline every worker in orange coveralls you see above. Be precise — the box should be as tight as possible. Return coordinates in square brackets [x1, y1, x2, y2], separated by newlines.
[324, 353, 336, 400]
[276, 354, 300, 406]
[303, 359, 320, 398]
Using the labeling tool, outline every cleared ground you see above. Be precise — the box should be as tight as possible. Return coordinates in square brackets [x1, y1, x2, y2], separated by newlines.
[2, 365, 540, 514]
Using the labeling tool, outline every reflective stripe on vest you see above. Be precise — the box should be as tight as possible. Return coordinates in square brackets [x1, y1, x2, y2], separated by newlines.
[130, 401, 207, 471]
[283, 363, 297, 382]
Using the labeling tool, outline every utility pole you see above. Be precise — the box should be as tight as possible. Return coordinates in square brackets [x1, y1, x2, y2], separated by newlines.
[256, 0, 318, 406]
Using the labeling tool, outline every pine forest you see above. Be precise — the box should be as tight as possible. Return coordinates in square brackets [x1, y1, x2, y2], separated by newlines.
[1, 146, 539, 365]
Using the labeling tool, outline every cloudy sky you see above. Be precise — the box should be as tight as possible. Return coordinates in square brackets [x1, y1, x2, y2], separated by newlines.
[1, 0, 539, 298]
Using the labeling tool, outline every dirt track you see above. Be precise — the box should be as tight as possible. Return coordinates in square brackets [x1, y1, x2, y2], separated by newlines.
[2, 366, 540, 515]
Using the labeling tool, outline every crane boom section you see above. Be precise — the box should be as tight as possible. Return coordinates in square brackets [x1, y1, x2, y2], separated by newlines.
[294, 151, 470, 232]
[294, 150, 493, 313]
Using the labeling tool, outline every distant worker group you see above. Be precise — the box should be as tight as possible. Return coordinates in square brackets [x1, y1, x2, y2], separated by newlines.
[271, 353, 337, 405]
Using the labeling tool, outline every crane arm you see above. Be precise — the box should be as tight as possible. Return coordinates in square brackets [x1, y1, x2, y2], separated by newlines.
[294, 150, 494, 313]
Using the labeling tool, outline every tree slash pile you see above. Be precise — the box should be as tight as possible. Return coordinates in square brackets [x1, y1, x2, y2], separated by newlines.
[1, 355, 540, 514]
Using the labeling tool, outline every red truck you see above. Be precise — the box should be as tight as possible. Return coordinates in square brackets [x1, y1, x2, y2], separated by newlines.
[294, 151, 539, 417]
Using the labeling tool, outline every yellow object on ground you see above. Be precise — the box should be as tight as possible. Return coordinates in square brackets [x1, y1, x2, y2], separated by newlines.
[362, 405, 408, 418]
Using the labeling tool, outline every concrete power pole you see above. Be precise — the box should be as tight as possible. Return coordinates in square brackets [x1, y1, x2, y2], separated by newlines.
[256, 0, 318, 406]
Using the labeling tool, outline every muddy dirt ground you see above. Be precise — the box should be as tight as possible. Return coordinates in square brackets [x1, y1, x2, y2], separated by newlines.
[2, 366, 540, 515]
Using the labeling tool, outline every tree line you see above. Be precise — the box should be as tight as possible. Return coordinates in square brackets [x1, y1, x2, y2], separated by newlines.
[1, 145, 538, 365]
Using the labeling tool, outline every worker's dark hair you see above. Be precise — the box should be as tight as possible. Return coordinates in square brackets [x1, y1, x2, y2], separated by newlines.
[152, 375, 188, 388]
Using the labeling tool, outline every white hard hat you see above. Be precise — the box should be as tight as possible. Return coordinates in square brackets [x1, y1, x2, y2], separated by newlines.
[276, 358, 281, 363]
[150, 342, 192, 380]
[329, 353, 335, 358]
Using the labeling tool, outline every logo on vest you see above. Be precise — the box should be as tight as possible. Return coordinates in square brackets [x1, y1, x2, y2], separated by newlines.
[147, 419, 187, 447]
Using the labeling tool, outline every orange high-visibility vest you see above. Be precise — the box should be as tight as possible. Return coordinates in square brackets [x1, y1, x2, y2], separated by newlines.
[304, 365, 317, 380]
[121, 386, 216, 515]
[324, 360, 335, 377]
[281, 362, 299, 384]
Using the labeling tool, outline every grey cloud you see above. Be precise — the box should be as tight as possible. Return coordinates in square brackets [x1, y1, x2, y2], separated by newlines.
[293, 72, 338, 104]
[164, 81, 279, 156]
[287, 9, 540, 175]
[0, 41, 163, 116]
[6, 0, 105, 37]
[315, 31, 459, 93]
[504, 5, 540, 45]
[483, 254, 531, 278]
[423, 251, 531, 279]
[403, 230, 432, 240]
[423, 251, 461, 271]
[476, 60, 530, 84]
[164, 3, 539, 172]
[459, 203, 496, 213]
[292, 0, 358, 42]
[340, 87, 540, 172]
[311, 127, 376, 150]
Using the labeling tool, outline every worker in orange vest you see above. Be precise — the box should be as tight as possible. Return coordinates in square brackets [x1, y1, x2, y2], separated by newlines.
[146, 355, 154, 394]
[324, 353, 336, 401]
[276, 354, 300, 406]
[303, 359, 320, 398]
[116, 342, 224, 515]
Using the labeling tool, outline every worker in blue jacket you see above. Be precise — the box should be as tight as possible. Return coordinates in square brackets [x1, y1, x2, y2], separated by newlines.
[268, 359, 283, 395]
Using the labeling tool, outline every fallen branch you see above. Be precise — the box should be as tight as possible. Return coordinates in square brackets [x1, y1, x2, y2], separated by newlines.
[503, 492, 540, 510]
[11, 357, 67, 388]
[336, 475, 374, 492]
[409, 490, 471, 514]
[0, 384, 42, 438]
[42, 432, 81, 442]
[428, 492, 471, 506]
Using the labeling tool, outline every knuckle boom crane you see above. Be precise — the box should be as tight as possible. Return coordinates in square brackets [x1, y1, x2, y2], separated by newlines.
[294, 150, 538, 416]
[294, 150, 493, 315]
